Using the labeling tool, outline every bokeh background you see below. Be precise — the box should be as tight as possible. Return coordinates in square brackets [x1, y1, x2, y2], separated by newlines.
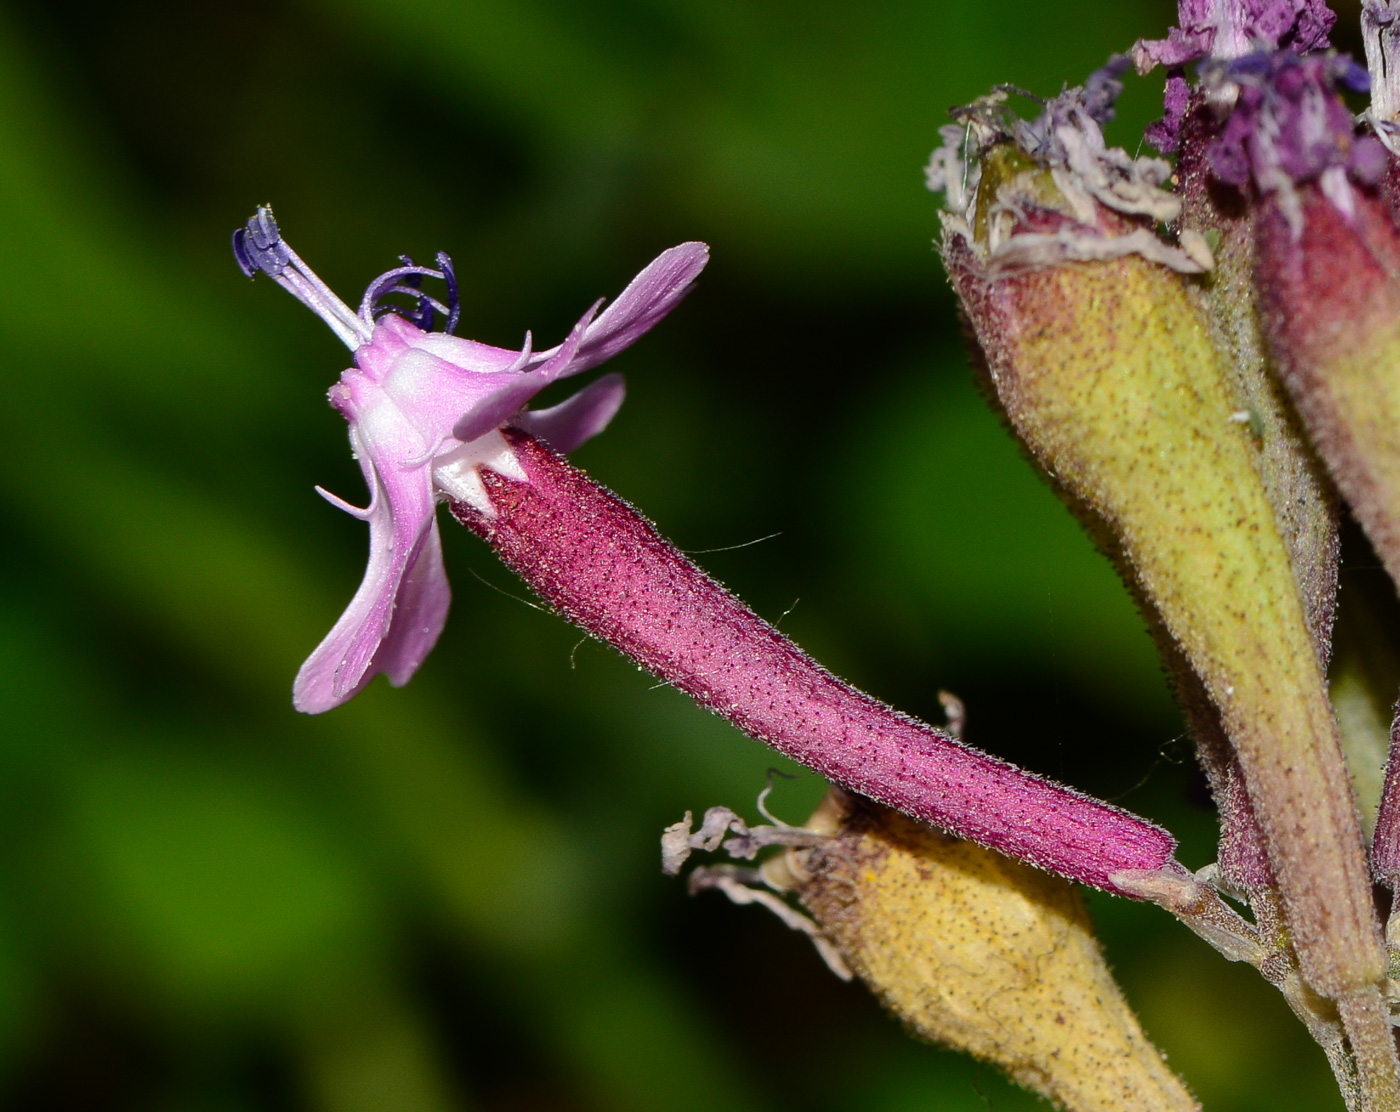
[0, 0, 1379, 1108]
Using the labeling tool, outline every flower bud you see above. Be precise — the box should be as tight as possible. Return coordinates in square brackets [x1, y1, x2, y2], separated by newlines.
[1256, 184, 1400, 603]
[934, 76, 1383, 1002]
[771, 792, 1199, 1112]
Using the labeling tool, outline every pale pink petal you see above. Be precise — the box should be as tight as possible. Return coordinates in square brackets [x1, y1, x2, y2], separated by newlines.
[532, 243, 710, 374]
[385, 313, 527, 376]
[451, 302, 601, 443]
[378, 346, 529, 444]
[293, 415, 443, 713]
[358, 245, 708, 453]
[375, 515, 451, 686]
[513, 374, 627, 453]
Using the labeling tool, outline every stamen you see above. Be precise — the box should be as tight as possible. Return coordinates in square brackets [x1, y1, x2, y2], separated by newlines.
[358, 252, 462, 335]
[383, 287, 451, 311]
[359, 264, 446, 325]
[232, 207, 371, 350]
[375, 260, 437, 330]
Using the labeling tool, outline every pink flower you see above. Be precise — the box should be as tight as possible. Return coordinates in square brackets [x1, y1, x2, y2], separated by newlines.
[234, 208, 708, 712]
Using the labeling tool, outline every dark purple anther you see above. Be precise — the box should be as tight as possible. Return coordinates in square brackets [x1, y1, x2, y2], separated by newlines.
[232, 206, 291, 279]
[449, 429, 1184, 896]
[1228, 52, 1279, 79]
[1338, 58, 1373, 95]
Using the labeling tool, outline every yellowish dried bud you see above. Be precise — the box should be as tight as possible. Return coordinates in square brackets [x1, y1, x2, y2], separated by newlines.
[771, 792, 1198, 1112]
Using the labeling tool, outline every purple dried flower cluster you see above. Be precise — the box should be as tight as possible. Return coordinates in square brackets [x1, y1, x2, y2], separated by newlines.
[1137, 0, 1338, 153]
[1205, 52, 1386, 194]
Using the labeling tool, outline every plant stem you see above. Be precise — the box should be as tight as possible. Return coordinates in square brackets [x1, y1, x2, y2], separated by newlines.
[1337, 987, 1400, 1112]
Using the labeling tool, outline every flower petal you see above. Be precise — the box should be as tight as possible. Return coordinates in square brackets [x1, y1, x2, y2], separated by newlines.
[513, 373, 627, 453]
[451, 301, 601, 443]
[535, 243, 710, 375]
[375, 514, 451, 686]
[362, 244, 707, 454]
[378, 313, 526, 376]
[382, 347, 528, 444]
[293, 420, 445, 713]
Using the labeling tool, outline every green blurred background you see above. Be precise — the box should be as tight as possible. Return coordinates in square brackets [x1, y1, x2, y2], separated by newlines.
[0, 0, 1366, 1108]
